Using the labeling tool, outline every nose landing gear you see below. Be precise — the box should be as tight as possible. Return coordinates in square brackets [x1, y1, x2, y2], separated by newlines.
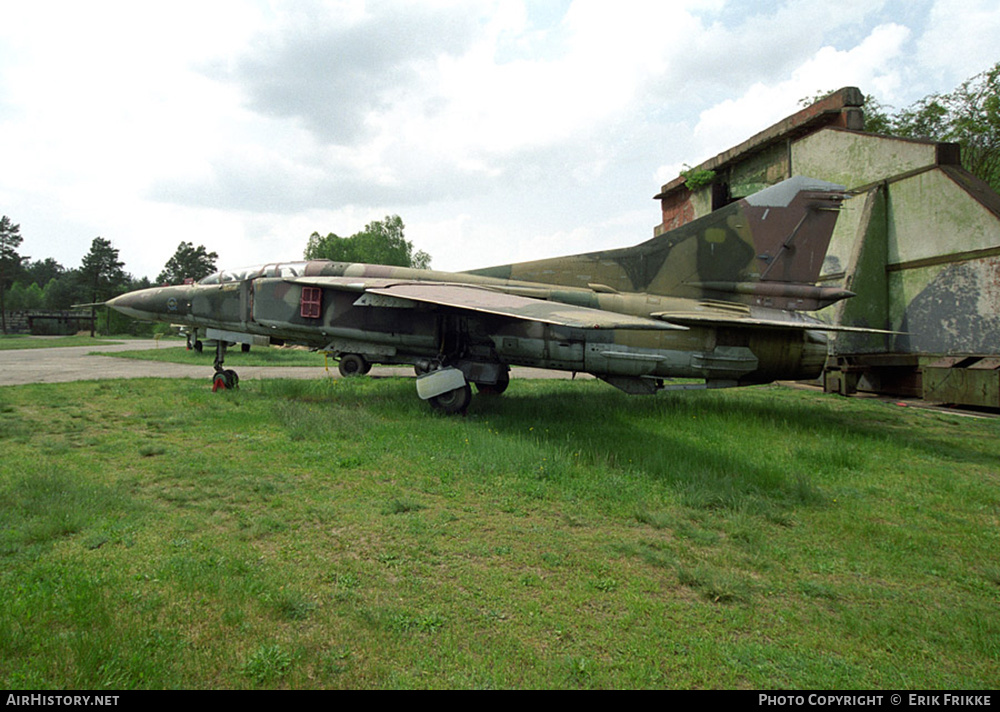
[212, 340, 239, 391]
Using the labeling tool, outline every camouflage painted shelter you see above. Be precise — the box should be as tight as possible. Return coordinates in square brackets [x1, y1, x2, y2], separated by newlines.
[654, 88, 1000, 407]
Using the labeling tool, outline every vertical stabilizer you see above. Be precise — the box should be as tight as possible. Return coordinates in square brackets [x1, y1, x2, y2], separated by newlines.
[469, 176, 852, 311]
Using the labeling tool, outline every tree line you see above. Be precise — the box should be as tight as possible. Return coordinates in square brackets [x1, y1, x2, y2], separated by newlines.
[0, 215, 430, 334]
[0, 221, 222, 333]
[0, 228, 224, 307]
[304, 215, 431, 269]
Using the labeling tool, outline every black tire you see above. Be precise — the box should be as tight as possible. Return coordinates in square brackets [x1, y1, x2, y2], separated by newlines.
[474, 368, 510, 396]
[429, 384, 472, 414]
[224, 369, 239, 389]
[338, 354, 369, 377]
[194, 340, 203, 353]
[241, 343, 251, 353]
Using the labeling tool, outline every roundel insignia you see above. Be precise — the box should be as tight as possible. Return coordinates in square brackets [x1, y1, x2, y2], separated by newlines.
[167, 297, 178, 312]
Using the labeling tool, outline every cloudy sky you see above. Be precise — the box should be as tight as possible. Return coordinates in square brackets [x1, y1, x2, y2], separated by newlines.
[1, 0, 997, 280]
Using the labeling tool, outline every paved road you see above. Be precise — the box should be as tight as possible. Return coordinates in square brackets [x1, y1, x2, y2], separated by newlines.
[0, 338, 580, 387]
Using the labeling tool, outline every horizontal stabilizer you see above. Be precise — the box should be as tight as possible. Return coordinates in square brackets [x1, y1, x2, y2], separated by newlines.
[684, 281, 855, 310]
[655, 311, 900, 335]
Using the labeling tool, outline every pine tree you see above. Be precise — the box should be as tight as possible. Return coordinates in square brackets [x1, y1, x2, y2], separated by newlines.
[0, 216, 24, 333]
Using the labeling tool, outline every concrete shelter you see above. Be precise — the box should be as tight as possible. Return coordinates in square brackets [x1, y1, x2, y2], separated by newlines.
[654, 88, 1000, 407]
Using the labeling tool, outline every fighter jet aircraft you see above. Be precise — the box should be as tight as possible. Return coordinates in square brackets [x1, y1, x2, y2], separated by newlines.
[106, 176, 885, 413]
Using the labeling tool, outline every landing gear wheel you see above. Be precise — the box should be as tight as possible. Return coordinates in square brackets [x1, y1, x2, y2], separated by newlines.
[338, 354, 370, 377]
[429, 384, 472, 414]
[194, 340, 203, 353]
[414, 361, 432, 376]
[241, 343, 251, 353]
[212, 370, 239, 392]
[474, 369, 510, 396]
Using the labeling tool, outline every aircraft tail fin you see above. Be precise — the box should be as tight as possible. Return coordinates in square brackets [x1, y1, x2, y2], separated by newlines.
[468, 176, 850, 311]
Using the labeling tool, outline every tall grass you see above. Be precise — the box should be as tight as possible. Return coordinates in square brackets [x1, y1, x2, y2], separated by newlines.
[1, 376, 997, 688]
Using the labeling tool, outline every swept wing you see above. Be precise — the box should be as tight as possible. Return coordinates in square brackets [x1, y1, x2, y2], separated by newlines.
[287, 276, 686, 331]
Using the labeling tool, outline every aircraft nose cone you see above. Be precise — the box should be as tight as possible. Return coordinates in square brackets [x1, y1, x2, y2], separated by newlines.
[107, 287, 188, 321]
[105, 291, 150, 320]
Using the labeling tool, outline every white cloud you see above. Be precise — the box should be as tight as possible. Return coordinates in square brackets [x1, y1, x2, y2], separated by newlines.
[691, 23, 911, 153]
[917, 0, 1000, 85]
[0, 1, 992, 279]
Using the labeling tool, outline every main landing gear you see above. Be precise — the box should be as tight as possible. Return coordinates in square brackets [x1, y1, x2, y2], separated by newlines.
[337, 353, 372, 377]
[211, 340, 239, 392]
[415, 362, 510, 414]
[429, 382, 472, 414]
[473, 368, 509, 396]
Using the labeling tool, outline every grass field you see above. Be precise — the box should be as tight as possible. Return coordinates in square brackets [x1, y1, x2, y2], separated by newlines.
[1, 376, 997, 689]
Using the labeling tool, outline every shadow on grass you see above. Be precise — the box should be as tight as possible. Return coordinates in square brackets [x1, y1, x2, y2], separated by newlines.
[246, 376, 1000, 517]
[462, 380, 1000, 513]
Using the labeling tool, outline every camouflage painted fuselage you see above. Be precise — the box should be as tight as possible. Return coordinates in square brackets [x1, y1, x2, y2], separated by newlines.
[107, 177, 853, 401]
[109, 258, 828, 390]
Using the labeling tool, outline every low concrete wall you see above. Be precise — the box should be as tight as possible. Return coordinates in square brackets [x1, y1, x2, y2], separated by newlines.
[1, 311, 95, 335]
